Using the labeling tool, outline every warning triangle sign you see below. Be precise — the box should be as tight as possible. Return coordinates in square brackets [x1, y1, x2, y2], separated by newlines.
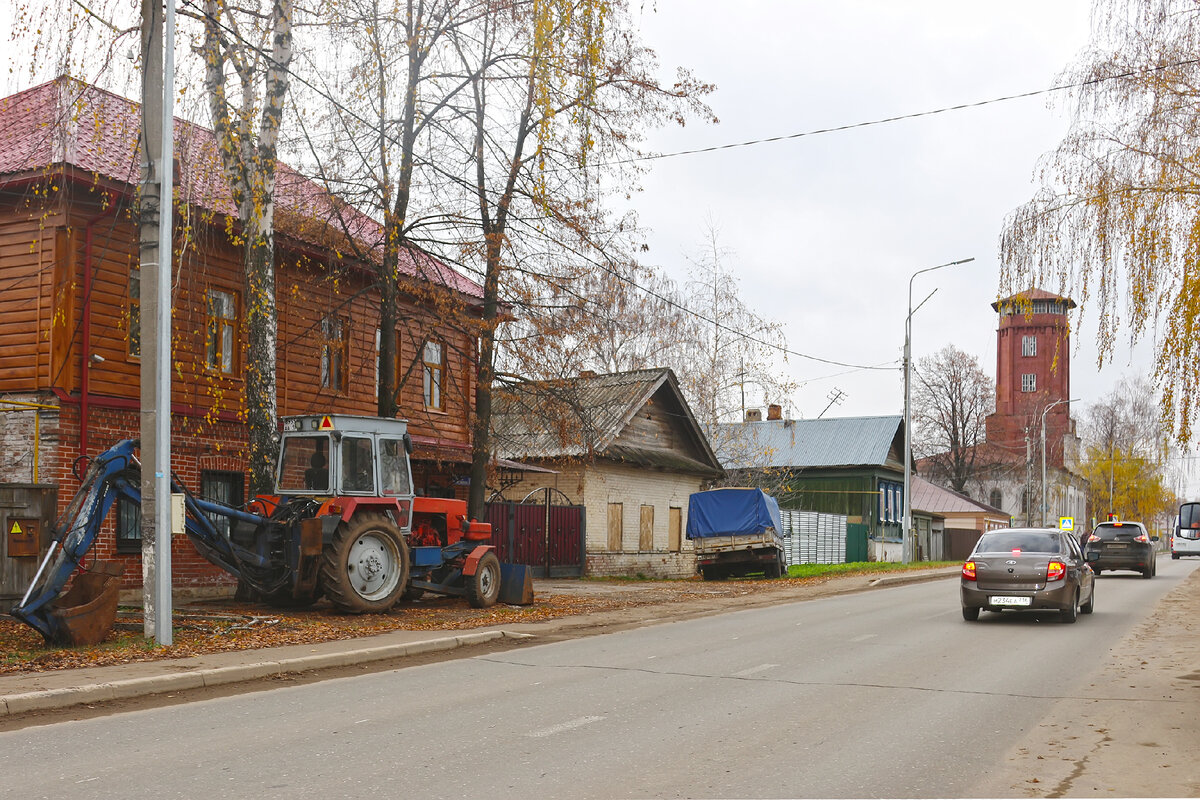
[9, 521, 22, 535]
[319, 415, 334, 430]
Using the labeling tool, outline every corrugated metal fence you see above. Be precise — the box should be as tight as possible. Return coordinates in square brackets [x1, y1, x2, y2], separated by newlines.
[779, 509, 849, 566]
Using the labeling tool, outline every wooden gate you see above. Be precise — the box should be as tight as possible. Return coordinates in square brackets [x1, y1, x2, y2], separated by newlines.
[485, 494, 586, 578]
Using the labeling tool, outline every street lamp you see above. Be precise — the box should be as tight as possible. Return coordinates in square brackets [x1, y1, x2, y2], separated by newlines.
[903, 257, 974, 563]
[1041, 397, 1079, 527]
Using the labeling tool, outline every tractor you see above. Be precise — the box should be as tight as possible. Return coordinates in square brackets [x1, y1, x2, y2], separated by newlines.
[12, 414, 525, 644]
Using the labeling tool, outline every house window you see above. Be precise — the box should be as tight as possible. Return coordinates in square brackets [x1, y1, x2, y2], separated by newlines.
[1021, 373, 1037, 393]
[989, 488, 1002, 509]
[423, 340, 445, 410]
[668, 507, 682, 552]
[116, 496, 140, 553]
[1022, 335, 1037, 357]
[201, 470, 244, 539]
[205, 289, 237, 373]
[879, 480, 902, 523]
[639, 505, 655, 551]
[375, 328, 402, 400]
[607, 502, 623, 551]
[128, 266, 140, 358]
[321, 315, 349, 393]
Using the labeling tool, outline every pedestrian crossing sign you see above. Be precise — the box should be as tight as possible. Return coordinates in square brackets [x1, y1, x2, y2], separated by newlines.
[1059, 516, 1075, 531]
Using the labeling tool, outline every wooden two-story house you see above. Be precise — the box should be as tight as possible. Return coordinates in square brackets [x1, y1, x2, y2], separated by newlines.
[0, 77, 489, 593]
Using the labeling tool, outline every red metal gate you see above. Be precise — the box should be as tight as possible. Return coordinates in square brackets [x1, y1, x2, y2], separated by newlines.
[485, 499, 585, 578]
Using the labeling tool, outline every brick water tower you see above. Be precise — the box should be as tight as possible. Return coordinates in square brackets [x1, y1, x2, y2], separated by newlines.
[985, 289, 1077, 473]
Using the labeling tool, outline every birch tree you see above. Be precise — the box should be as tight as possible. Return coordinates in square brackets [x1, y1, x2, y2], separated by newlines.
[199, 0, 293, 492]
[1001, 0, 1200, 446]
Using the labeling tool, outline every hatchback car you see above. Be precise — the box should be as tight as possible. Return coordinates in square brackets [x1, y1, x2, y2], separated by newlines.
[1172, 503, 1200, 559]
[961, 528, 1096, 623]
[1084, 520, 1157, 578]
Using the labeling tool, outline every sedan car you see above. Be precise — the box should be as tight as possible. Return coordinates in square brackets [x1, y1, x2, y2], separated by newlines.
[1083, 520, 1157, 578]
[961, 528, 1096, 623]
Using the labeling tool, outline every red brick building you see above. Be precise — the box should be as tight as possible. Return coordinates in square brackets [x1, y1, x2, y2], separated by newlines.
[0, 78, 490, 594]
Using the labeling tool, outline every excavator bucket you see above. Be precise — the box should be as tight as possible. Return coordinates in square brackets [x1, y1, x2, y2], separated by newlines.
[45, 561, 125, 646]
[498, 563, 534, 605]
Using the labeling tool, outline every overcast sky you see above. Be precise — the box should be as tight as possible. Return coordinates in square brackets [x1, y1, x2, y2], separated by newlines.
[624, 0, 1159, 428]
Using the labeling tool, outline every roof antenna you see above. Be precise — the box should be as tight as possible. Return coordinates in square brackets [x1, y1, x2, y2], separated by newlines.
[818, 388, 846, 419]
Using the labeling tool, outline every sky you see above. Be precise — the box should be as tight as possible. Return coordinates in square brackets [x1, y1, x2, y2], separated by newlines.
[623, 0, 1158, 428]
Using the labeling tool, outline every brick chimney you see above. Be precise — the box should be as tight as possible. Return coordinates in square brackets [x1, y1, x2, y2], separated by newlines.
[745, 408, 763, 422]
[767, 404, 783, 420]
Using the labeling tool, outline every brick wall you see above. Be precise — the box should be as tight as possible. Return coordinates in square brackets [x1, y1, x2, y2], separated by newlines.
[2, 393, 243, 593]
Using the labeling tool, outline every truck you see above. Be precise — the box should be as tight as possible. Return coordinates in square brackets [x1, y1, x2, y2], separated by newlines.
[686, 488, 787, 580]
[12, 414, 531, 645]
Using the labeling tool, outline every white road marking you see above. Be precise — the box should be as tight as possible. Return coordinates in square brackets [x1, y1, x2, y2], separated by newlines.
[850, 634, 877, 643]
[732, 663, 779, 677]
[528, 715, 605, 738]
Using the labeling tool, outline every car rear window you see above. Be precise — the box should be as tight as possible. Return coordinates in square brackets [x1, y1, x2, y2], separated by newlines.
[975, 531, 1063, 554]
[1092, 523, 1143, 540]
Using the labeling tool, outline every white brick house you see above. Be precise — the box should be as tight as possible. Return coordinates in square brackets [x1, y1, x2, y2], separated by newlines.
[491, 369, 723, 578]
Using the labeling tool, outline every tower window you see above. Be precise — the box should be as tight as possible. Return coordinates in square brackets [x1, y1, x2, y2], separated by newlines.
[1021, 373, 1037, 392]
[1022, 335, 1037, 357]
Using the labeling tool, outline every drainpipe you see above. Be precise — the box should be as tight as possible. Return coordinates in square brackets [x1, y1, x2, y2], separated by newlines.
[79, 196, 118, 463]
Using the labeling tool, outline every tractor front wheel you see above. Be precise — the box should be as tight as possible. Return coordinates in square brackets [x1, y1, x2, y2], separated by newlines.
[466, 552, 502, 608]
[320, 513, 410, 613]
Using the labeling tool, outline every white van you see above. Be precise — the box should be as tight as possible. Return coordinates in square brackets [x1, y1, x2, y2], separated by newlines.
[1173, 504, 1200, 559]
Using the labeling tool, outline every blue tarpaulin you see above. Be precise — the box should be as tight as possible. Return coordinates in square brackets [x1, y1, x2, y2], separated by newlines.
[686, 488, 782, 539]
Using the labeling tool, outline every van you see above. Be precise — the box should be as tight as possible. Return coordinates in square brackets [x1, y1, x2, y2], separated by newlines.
[1173, 504, 1200, 559]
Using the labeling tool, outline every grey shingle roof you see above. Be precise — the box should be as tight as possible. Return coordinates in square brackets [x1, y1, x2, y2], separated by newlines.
[715, 416, 905, 470]
[491, 368, 722, 476]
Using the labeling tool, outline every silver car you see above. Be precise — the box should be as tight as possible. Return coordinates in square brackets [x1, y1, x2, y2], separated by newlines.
[961, 528, 1097, 623]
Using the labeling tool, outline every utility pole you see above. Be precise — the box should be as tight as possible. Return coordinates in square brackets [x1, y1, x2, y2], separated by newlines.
[138, 0, 174, 645]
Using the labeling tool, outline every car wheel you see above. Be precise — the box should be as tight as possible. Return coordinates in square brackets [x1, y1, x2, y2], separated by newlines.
[1142, 565, 1153, 579]
[1060, 592, 1079, 624]
[1081, 587, 1094, 614]
[962, 606, 980, 621]
[1172, 553, 1180, 560]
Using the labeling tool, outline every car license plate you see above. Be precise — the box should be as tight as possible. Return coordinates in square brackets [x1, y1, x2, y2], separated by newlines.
[989, 595, 1031, 606]
[1107, 543, 1127, 549]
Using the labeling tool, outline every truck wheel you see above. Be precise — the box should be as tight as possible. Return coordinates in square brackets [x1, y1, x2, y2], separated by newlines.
[320, 513, 410, 613]
[466, 552, 501, 608]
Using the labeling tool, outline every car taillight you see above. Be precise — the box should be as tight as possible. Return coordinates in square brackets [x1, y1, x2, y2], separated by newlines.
[1134, 533, 1149, 543]
[1087, 534, 1100, 543]
[962, 561, 976, 581]
[1047, 561, 1066, 581]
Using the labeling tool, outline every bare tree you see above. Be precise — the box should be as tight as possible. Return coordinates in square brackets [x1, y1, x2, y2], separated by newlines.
[1001, 0, 1200, 446]
[912, 345, 994, 494]
[436, 0, 716, 518]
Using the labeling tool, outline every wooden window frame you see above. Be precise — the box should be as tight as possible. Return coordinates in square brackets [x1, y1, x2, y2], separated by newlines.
[668, 506, 682, 552]
[423, 339, 445, 411]
[639, 505, 655, 551]
[607, 502, 624, 552]
[205, 288, 238, 374]
[321, 314, 349, 393]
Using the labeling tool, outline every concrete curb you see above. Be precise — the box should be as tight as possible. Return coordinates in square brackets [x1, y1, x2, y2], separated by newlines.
[0, 630, 533, 717]
[867, 568, 960, 588]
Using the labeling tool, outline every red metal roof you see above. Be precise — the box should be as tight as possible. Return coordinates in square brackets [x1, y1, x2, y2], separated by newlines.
[0, 77, 484, 301]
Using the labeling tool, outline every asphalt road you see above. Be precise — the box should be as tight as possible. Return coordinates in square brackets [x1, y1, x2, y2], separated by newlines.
[5, 559, 1194, 799]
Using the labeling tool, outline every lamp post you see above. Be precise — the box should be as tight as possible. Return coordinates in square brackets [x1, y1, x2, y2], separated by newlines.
[1040, 397, 1078, 527]
[903, 257, 973, 563]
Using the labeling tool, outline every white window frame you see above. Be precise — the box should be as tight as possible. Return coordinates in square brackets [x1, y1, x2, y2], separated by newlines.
[1021, 373, 1037, 393]
[1022, 335, 1037, 357]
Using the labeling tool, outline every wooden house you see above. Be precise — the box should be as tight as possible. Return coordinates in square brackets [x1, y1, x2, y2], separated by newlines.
[0, 78, 489, 594]
[490, 368, 724, 578]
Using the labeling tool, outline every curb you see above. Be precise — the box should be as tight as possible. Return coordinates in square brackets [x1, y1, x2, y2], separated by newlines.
[867, 568, 960, 588]
[0, 630, 533, 717]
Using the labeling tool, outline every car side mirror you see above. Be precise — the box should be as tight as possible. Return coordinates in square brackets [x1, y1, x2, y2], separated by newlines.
[1151, 535, 1160, 542]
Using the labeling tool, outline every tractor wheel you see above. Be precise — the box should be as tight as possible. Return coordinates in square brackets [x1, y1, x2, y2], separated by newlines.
[465, 552, 502, 609]
[320, 513, 409, 613]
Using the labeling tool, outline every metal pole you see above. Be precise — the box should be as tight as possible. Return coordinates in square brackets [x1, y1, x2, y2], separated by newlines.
[1040, 397, 1078, 528]
[903, 257, 973, 563]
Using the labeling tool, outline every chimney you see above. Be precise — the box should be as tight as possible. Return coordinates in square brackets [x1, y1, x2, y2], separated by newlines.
[767, 404, 783, 421]
[745, 408, 763, 422]
[579, 370, 596, 378]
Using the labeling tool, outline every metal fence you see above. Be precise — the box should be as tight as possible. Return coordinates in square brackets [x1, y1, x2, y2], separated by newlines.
[779, 509, 849, 565]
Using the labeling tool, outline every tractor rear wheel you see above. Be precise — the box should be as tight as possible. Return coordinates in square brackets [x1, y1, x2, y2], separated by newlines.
[320, 513, 410, 613]
[465, 552, 502, 608]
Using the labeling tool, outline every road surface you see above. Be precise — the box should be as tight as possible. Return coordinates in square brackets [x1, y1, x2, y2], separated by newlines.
[6, 559, 1194, 799]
